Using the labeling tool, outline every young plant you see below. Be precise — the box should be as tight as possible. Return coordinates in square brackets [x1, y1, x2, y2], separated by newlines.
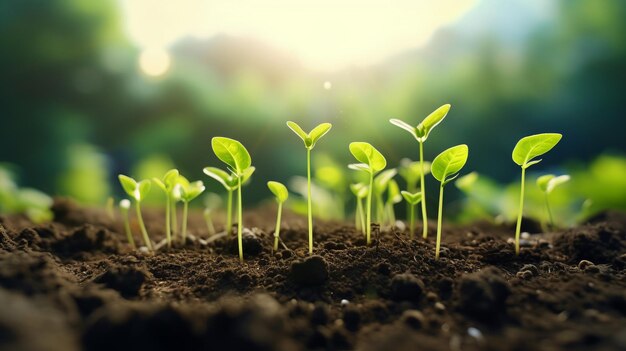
[348, 142, 387, 245]
[152, 169, 180, 248]
[373, 169, 397, 224]
[537, 174, 570, 230]
[286, 121, 332, 254]
[390, 104, 451, 239]
[401, 190, 423, 239]
[119, 199, 135, 249]
[267, 181, 289, 251]
[203, 193, 222, 235]
[512, 133, 562, 255]
[211, 137, 252, 262]
[203, 166, 255, 235]
[385, 179, 402, 226]
[118, 174, 152, 250]
[178, 179, 206, 242]
[398, 158, 431, 193]
[431, 144, 469, 259]
[350, 183, 368, 234]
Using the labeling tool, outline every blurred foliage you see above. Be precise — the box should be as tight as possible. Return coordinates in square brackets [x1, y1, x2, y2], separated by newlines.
[0, 165, 53, 222]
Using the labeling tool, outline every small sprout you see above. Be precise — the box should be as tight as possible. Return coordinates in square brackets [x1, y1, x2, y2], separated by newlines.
[287, 121, 332, 254]
[398, 158, 431, 193]
[118, 174, 152, 250]
[385, 179, 402, 227]
[212, 137, 253, 262]
[267, 181, 289, 252]
[431, 144, 469, 259]
[153, 169, 180, 248]
[348, 142, 387, 245]
[390, 104, 451, 239]
[373, 169, 397, 225]
[178, 179, 205, 243]
[350, 183, 368, 235]
[119, 199, 135, 249]
[512, 133, 562, 255]
[401, 190, 423, 239]
[204, 166, 255, 236]
[537, 174, 570, 229]
[203, 193, 222, 235]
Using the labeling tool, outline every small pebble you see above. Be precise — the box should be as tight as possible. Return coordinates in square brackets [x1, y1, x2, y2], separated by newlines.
[426, 292, 438, 302]
[468, 327, 484, 341]
[578, 260, 595, 270]
[434, 302, 446, 312]
[400, 310, 426, 329]
[340, 299, 350, 306]
[521, 232, 531, 240]
[516, 270, 533, 279]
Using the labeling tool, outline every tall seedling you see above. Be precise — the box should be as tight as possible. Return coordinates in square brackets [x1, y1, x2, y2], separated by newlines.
[267, 181, 289, 251]
[287, 121, 332, 254]
[153, 169, 180, 248]
[401, 191, 422, 239]
[179, 179, 206, 242]
[390, 104, 451, 239]
[118, 175, 152, 251]
[203, 166, 255, 235]
[350, 183, 368, 234]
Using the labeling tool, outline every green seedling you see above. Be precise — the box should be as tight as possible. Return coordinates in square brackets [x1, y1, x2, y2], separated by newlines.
[153, 169, 180, 248]
[118, 174, 152, 250]
[350, 183, 368, 234]
[119, 199, 135, 249]
[203, 193, 222, 235]
[267, 181, 289, 251]
[432, 144, 469, 259]
[203, 166, 255, 235]
[390, 104, 451, 239]
[373, 169, 397, 224]
[537, 174, 570, 229]
[349, 142, 387, 245]
[178, 179, 205, 242]
[287, 121, 332, 254]
[512, 133, 562, 255]
[211, 137, 253, 262]
[399, 158, 431, 193]
[401, 191, 423, 239]
[385, 179, 402, 226]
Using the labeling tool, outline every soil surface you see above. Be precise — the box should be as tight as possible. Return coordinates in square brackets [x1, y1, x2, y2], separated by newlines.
[1, 198, 626, 351]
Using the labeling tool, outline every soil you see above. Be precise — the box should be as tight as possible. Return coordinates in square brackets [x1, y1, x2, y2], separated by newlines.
[1, 197, 625, 351]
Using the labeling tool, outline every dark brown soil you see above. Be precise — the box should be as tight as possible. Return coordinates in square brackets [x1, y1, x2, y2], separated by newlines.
[1, 197, 626, 351]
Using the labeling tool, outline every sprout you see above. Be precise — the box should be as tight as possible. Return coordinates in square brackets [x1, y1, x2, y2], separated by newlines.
[348, 142, 387, 245]
[203, 166, 255, 235]
[431, 144, 469, 259]
[203, 193, 222, 235]
[398, 158, 431, 193]
[373, 169, 397, 225]
[401, 190, 423, 239]
[287, 121, 332, 254]
[179, 179, 206, 243]
[211, 137, 253, 262]
[267, 181, 289, 252]
[350, 183, 368, 235]
[119, 199, 135, 249]
[390, 104, 451, 239]
[537, 174, 570, 230]
[153, 169, 180, 248]
[512, 133, 562, 255]
[118, 174, 152, 250]
[385, 179, 402, 227]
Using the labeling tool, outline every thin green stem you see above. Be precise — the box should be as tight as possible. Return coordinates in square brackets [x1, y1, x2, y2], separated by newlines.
[366, 171, 374, 245]
[204, 210, 215, 235]
[435, 182, 444, 260]
[171, 200, 178, 241]
[135, 201, 152, 251]
[375, 192, 385, 224]
[515, 167, 526, 255]
[419, 141, 428, 239]
[358, 198, 366, 234]
[355, 198, 361, 231]
[122, 210, 135, 249]
[307, 148, 313, 254]
[165, 197, 171, 248]
[237, 175, 243, 262]
[182, 201, 189, 243]
[409, 204, 415, 240]
[273, 202, 283, 252]
[226, 190, 233, 236]
[545, 193, 554, 230]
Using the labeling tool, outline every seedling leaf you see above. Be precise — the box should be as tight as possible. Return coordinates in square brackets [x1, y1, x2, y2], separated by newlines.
[267, 181, 289, 202]
[137, 180, 151, 201]
[389, 119, 417, 138]
[203, 167, 233, 190]
[374, 169, 397, 191]
[538, 174, 570, 194]
[432, 144, 469, 182]
[211, 137, 251, 175]
[401, 190, 423, 205]
[349, 142, 386, 173]
[181, 181, 205, 202]
[455, 171, 478, 191]
[309, 123, 332, 148]
[286, 121, 309, 143]
[348, 163, 370, 172]
[512, 133, 562, 168]
[416, 104, 451, 141]
[118, 175, 137, 199]
[350, 183, 368, 198]
[536, 174, 555, 193]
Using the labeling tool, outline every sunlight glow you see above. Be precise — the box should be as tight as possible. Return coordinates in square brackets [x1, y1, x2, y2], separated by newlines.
[139, 48, 171, 76]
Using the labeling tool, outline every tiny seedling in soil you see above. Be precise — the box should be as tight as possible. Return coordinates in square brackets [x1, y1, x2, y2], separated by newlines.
[349, 142, 387, 245]
[202, 193, 222, 235]
[119, 199, 135, 249]
[512, 133, 562, 255]
[287, 121, 332, 254]
[152, 169, 180, 248]
[179, 178, 206, 242]
[401, 190, 423, 239]
[211, 137, 253, 262]
[537, 174, 570, 230]
[390, 104, 451, 239]
[385, 179, 402, 226]
[267, 181, 289, 251]
[118, 174, 152, 250]
[203, 166, 255, 235]
[431, 144, 469, 259]
[373, 168, 397, 225]
[350, 183, 368, 234]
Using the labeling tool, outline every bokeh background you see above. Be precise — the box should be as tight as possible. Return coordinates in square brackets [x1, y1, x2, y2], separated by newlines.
[1, 0, 625, 224]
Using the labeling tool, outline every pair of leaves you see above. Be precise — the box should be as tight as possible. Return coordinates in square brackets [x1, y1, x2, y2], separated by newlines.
[180, 181, 205, 203]
[287, 121, 332, 150]
[537, 174, 570, 194]
[390, 104, 451, 142]
[119, 174, 151, 202]
[512, 133, 562, 169]
[398, 158, 431, 185]
[203, 166, 256, 191]
[374, 169, 397, 194]
[153, 169, 181, 193]
[348, 142, 387, 174]
[432, 144, 469, 184]
[212, 137, 252, 175]
[267, 181, 289, 203]
[401, 191, 423, 205]
[350, 183, 368, 198]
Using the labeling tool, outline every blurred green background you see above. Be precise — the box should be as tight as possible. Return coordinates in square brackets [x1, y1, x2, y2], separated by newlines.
[1, 0, 625, 224]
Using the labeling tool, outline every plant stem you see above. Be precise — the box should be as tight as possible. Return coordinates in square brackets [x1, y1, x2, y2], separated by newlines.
[226, 190, 233, 236]
[419, 141, 428, 239]
[409, 204, 415, 240]
[135, 201, 152, 251]
[123, 211, 135, 249]
[204, 210, 215, 235]
[435, 182, 444, 260]
[237, 175, 243, 262]
[375, 192, 385, 224]
[273, 202, 282, 252]
[165, 196, 171, 248]
[171, 200, 178, 241]
[182, 201, 189, 243]
[545, 193, 554, 230]
[359, 198, 366, 234]
[307, 147, 313, 254]
[355, 198, 361, 231]
[514, 167, 526, 255]
[366, 171, 374, 245]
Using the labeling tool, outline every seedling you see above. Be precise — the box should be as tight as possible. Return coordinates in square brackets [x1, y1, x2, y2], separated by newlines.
[350, 183, 368, 234]
[203, 166, 255, 235]
[119, 199, 135, 249]
[203, 193, 222, 235]
[118, 174, 152, 250]
[267, 181, 289, 251]
[373, 169, 397, 224]
[537, 174, 570, 229]
[398, 158, 431, 193]
[287, 121, 332, 254]
[385, 179, 402, 226]
[431, 144, 469, 259]
[348, 142, 387, 245]
[390, 104, 451, 239]
[178, 178, 205, 242]
[211, 137, 253, 262]
[401, 190, 423, 239]
[153, 169, 180, 248]
[512, 133, 562, 254]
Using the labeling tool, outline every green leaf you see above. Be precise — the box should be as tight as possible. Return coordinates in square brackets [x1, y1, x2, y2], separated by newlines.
[203, 167, 234, 190]
[389, 119, 417, 139]
[309, 123, 332, 148]
[350, 183, 368, 198]
[349, 142, 386, 173]
[374, 169, 397, 193]
[241, 166, 256, 185]
[152, 178, 166, 192]
[286, 121, 308, 143]
[118, 175, 138, 200]
[538, 174, 570, 194]
[512, 133, 562, 168]
[387, 179, 402, 204]
[267, 181, 289, 202]
[416, 104, 451, 141]
[163, 169, 180, 188]
[401, 191, 423, 205]
[348, 163, 370, 172]
[211, 137, 252, 175]
[137, 180, 152, 202]
[181, 181, 205, 202]
[455, 171, 478, 192]
[431, 144, 469, 183]
[536, 174, 555, 193]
